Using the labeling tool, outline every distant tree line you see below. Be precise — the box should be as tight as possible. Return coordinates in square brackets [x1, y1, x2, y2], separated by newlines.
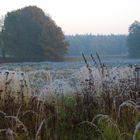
[0, 5, 140, 62]
[0, 6, 68, 62]
[66, 34, 128, 56]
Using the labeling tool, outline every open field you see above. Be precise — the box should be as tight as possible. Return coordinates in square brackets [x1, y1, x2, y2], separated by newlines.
[0, 58, 139, 139]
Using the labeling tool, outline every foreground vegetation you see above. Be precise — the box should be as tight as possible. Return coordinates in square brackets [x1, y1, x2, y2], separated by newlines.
[0, 80, 140, 140]
[0, 62, 140, 140]
[0, 54, 140, 140]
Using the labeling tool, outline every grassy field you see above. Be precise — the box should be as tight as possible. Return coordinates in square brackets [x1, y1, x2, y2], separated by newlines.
[0, 81, 140, 140]
[0, 54, 139, 140]
[0, 67, 139, 140]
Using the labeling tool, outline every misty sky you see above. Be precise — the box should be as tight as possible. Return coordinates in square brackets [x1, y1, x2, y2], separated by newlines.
[0, 0, 140, 35]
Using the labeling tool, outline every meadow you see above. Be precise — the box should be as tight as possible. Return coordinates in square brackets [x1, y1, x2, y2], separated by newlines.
[0, 55, 139, 140]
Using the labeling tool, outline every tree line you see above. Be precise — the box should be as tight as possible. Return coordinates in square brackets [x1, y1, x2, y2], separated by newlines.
[66, 20, 140, 58]
[66, 34, 128, 56]
[0, 5, 140, 62]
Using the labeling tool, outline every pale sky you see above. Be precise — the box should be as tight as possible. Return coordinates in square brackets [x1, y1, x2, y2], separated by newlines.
[0, 0, 140, 35]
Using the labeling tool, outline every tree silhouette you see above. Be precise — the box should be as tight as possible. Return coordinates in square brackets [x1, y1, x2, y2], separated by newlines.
[1, 6, 68, 61]
[127, 21, 140, 58]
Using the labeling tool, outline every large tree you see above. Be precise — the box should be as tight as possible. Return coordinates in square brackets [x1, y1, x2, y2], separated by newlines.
[1, 6, 68, 61]
[127, 21, 140, 58]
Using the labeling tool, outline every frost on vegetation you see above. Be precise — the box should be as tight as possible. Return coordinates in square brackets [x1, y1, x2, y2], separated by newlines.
[27, 70, 52, 95]
[0, 70, 31, 99]
[118, 100, 137, 118]
[27, 65, 138, 99]
[71, 66, 136, 95]
[0, 65, 138, 100]
[92, 114, 109, 124]
[38, 79, 76, 102]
